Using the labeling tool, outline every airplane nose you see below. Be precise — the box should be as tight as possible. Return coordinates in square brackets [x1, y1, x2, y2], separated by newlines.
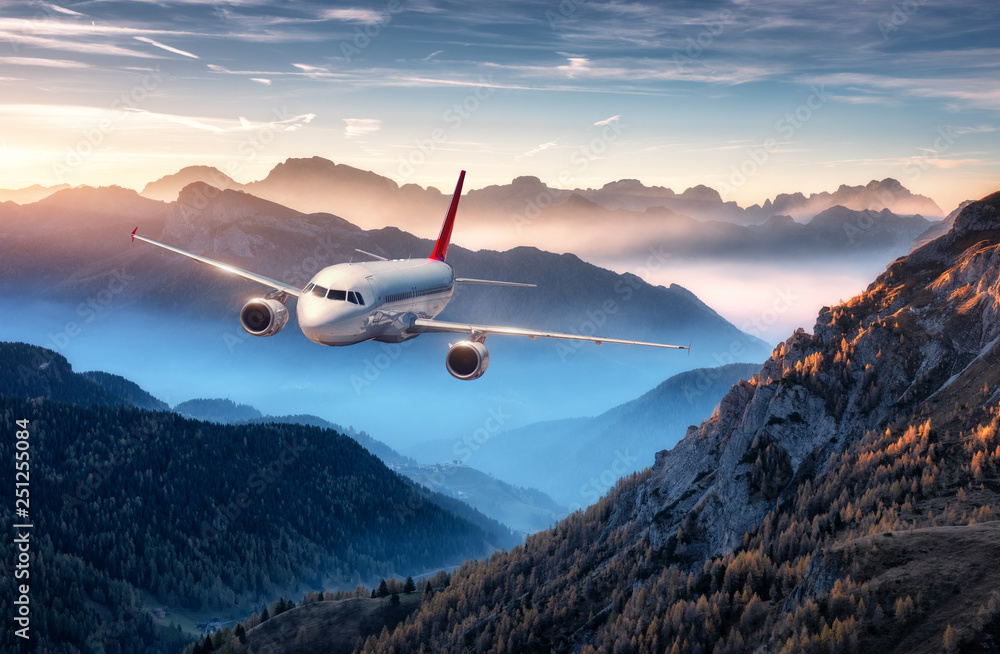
[296, 296, 362, 346]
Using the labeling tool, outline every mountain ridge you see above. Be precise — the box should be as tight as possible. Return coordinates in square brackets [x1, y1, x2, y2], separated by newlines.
[125, 158, 943, 222]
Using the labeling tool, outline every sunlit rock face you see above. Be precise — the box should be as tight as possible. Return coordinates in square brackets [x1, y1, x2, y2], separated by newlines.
[623, 191, 1000, 562]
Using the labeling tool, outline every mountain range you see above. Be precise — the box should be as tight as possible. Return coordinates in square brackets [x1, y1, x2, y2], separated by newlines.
[243, 189, 1000, 653]
[2, 159, 943, 266]
[135, 159, 943, 259]
[135, 157, 943, 224]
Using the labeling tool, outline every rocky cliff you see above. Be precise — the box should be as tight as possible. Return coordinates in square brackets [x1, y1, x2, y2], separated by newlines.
[629, 190, 1000, 561]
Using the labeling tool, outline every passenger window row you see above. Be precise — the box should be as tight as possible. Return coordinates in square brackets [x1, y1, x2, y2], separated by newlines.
[385, 286, 449, 304]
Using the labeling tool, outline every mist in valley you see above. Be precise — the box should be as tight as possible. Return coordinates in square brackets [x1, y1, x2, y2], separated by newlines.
[2, 294, 733, 455]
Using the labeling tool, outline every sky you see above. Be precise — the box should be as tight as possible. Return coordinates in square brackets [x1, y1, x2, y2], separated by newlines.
[0, 0, 998, 213]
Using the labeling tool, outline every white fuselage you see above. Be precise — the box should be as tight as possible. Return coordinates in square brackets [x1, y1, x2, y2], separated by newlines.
[296, 258, 455, 346]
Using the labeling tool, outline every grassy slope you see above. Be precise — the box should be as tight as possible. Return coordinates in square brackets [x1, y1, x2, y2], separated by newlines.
[838, 522, 1000, 654]
[244, 593, 423, 654]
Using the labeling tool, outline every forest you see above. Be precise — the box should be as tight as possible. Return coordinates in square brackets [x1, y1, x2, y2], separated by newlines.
[0, 343, 507, 653]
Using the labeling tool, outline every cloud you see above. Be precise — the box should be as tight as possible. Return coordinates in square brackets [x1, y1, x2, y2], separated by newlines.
[120, 108, 316, 134]
[422, 50, 443, 61]
[594, 115, 621, 126]
[954, 125, 997, 135]
[520, 141, 559, 157]
[0, 55, 90, 68]
[250, 78, 272, 86]
[134, 36, 199, 59]
[343, 118, 382, 138]
[322, 8, 382, 23]
[292, 63, 333, 79]
[41, 3, 85, 17]
[0, 28, 157, 58]
[557, 57, 591, 78]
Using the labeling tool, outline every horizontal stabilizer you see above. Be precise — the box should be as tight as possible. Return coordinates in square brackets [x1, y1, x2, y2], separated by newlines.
[355, 248, 388, 261]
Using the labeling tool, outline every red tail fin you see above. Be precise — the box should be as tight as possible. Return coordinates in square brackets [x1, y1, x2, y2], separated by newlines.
[429, 170, 466, 261]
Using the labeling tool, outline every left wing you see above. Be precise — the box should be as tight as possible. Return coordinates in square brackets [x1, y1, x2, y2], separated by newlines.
[409, 317, 688, 350]
[130, 228, 303, 297]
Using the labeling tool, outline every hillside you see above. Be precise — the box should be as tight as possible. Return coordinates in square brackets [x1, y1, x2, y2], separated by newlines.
[173, 397, 263, 422]
[0, 343, 509, 654]
[398, 462, 566, 534]
[80, 370, 171, 411]
[238, 412, 556, 538]
[335, 190, 1000, 653]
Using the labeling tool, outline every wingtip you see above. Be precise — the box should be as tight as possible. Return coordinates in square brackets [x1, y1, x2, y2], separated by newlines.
[130, 227, 138, 243]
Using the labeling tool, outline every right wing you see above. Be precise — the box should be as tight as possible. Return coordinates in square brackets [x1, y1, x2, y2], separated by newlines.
[454, 278, 537, 288]
[131, 228, 303, 298]
[409, 317, 688, 350]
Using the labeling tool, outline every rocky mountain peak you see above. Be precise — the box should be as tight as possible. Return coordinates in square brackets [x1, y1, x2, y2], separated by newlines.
[678, 184, 723, 203]
[630, 191, 1000, 561]
[141, 165, 238, 201]
[163, 183, 305, 256]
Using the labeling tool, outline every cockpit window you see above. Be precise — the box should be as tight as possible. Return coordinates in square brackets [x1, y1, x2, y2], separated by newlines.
[347, 291, 363, 305]
[328, 289, 347, 301]
[303, 283, 314, 293]
[311, 285, 328, 297]
[355, 292, 365, 306]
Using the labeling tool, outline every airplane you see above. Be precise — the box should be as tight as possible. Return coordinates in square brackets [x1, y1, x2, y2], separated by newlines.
[131, 170, 688, 379]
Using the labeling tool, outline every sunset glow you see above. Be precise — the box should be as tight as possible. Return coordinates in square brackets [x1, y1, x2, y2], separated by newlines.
[0, 1, 997, 212]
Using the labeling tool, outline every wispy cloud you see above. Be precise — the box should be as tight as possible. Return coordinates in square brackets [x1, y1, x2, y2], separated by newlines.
[250, 77, 272, 85]
[955, 125, 997, 135]
[292, 63, 334, 79]
[0, 28, 157, 58]
[0, 55, 90, 68]
[322, 8, 382, 23]
[134, 36, 199, 59]
[121, 108, 316, 133]
[422, 50, 444, 61]
[41, 3, 86, 17]
[343, 118, 382, 138]
[557, 57, 591, 78]
[520, 141, 559, 158]
[594, 115, 621, 126]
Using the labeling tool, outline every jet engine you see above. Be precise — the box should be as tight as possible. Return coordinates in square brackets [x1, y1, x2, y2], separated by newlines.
[240, 298, 289, 337]
[446, 341, 490, 380]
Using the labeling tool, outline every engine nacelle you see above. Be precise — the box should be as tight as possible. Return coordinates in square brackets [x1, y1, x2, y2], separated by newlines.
[240, 298, 289, 337]
[446, 340, 490, 380]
